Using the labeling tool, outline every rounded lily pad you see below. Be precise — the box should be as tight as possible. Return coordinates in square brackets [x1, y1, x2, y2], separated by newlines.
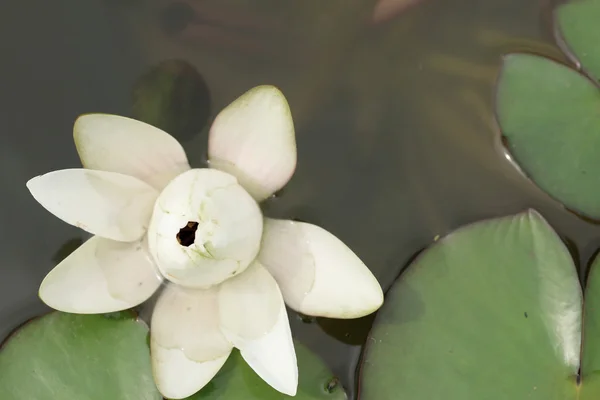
[556, 0, 600, 81]
[186, 342, 346, 400]
[495, 53, 600, 219]
[0, 312, 160, 400]
[359, 210, 583, 399]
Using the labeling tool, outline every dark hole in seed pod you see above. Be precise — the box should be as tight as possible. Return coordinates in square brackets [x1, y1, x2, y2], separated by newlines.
[177, 221, 199, 247]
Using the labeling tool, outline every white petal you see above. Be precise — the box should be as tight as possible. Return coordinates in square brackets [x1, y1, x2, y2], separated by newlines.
[74, 114, 190, 190]
[147, 168, 263, 288]
[151, 284, 232, 362]
[27, 169, 158, 241]
[151, 339, 231, 399]
[208, 85, 297, 201]
[218, 261, 281, 339]
[39, 235, 163, 313]
[219, 269, 298, 396]
[258, 218, 384, 319]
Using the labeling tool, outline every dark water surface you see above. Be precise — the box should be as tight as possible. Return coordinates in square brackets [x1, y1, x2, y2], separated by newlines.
[1, 0, 598, 399]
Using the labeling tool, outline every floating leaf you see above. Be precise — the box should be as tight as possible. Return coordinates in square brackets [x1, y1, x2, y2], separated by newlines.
[556, 0, 600, 80]
[359, 210, 596, 399]
[186, 342, 346, 400]
[0, 312, 160, 400]
[580, 252, 600, 398]
[496, 53, 600, 218]
[0, 313, 343, 400]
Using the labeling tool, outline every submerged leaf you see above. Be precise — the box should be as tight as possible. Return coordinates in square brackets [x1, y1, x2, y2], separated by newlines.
[132, 59, 211, 141]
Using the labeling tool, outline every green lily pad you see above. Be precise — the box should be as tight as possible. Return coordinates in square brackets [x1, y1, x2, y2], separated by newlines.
[495, 53, 600, 218]
[359, 210, 600, 399]
[0, 311, 345, 400]
[580, 252, 600, 399]
[186, 342, 346, 400]
[556, 0, 600, 80]
[0, 312, 160, 400]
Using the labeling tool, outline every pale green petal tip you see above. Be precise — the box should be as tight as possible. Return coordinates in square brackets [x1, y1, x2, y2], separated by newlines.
[237, 84, 293, 119]
[338, 283, 385, 319]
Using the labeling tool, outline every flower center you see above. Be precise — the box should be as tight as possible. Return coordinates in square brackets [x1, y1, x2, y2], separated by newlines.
[176, 221, 199, 247]
[147, 168, 264, 289]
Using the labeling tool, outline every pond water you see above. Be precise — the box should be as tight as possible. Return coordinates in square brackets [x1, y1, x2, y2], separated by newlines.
[1, 0, 599, 398]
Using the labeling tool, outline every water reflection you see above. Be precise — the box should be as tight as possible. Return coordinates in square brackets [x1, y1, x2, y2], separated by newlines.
[112, 0, 375, 120]
[372, 0, 424, 24]
[3, 1, 600, 399]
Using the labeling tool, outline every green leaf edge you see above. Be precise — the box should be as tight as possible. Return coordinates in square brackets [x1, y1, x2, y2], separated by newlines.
[358, 209, 598, 398]
[554, 0, 600, 83]
[494, 52, 600, 220]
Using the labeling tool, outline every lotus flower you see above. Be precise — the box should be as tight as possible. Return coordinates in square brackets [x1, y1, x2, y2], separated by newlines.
[26, 85, 384, 399]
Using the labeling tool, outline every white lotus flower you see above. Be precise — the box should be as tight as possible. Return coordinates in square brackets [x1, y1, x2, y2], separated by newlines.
[26, 85, 384, 399]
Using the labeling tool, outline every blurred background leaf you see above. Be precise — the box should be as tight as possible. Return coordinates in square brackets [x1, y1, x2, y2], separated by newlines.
[132, 59, 211, 142]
